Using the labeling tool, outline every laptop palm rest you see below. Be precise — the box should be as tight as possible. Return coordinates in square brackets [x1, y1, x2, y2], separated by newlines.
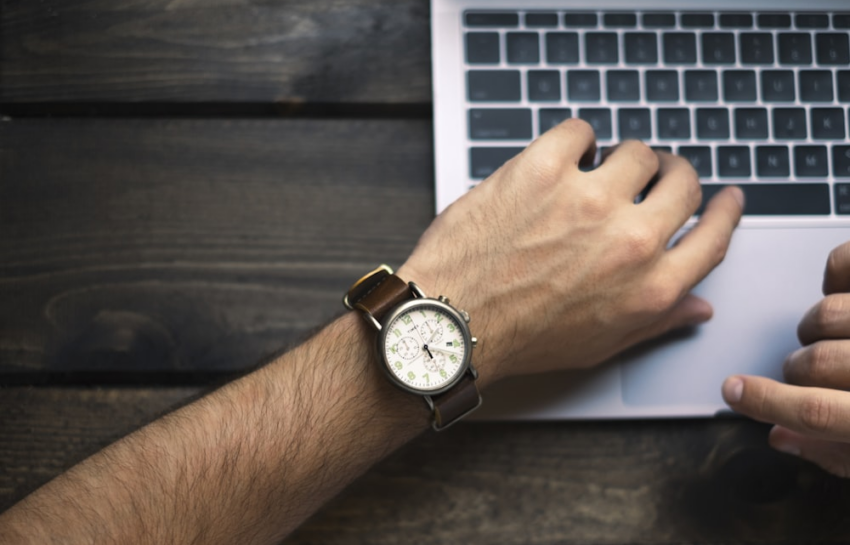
[474, 226, 850, 420]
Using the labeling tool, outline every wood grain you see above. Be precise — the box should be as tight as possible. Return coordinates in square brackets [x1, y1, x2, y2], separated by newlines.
[0, 0, 431, 106]
[1, 387, 849, 543]
[0, 119, 435, 376]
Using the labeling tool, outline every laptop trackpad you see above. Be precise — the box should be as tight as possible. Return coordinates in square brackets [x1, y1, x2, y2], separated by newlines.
[621, 226, 850, 407]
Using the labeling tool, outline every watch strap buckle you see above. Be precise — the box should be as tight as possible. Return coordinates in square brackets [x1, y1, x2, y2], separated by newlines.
[343, 264, 394, 310]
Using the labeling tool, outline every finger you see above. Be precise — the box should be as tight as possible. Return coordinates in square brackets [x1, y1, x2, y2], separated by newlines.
[824, 241, 850, 295]
[660, 186, 744, 293]
[769, 425, 850, 478]
[592, 140, 660, 198]
[797, 294, 850, 345]
[783, 340, 850, 390]
[722, 374, 850, 441]
[639, 151, 703, 238]
[624, 293, 714, 345]
[521, 118, 597, 176]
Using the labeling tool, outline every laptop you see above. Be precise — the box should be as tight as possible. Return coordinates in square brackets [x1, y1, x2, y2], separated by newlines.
[430, 0, 850, 419]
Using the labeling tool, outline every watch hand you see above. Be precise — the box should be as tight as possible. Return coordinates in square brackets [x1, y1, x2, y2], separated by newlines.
[427, 328, 439, 345]
[429, 346, 461, 357]
[424, 346, 434, 360]
[407, 351, 426, 367]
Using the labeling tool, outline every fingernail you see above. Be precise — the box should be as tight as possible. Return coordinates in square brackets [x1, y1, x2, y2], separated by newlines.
[730, 186, 745, 209]
[722, 376, 744, 404]
[772, 442, 801, 457]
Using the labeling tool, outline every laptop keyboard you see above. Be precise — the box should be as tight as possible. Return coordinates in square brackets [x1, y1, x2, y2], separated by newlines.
[462, 10, 850, 215]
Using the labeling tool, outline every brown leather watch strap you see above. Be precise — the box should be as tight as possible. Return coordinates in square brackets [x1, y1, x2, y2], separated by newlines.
[347, 269, 413, 322]
[430, 373, 482, 430]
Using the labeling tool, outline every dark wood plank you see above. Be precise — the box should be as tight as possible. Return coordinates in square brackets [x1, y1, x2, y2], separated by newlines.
[0, 0, 431, 106]
[0, 119, 434, 376]
[2, 387, 849, 543]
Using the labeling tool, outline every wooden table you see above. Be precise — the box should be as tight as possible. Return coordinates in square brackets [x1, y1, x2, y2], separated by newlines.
[2, 1, 849, 542]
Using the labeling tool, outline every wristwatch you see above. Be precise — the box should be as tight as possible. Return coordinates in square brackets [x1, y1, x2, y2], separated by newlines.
[343, 265, 482, 430]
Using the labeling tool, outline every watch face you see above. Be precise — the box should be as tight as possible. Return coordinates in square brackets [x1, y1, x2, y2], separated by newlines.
[381, 301, 468, 393]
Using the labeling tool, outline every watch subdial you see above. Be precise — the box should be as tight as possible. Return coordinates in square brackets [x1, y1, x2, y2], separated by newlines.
[423, 356, 445, 373]
[419, 319, 443, 344]
[396, 337, 420, 360]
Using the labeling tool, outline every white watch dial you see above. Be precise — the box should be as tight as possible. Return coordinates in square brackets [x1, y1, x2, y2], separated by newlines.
[383, 304, 466, 392]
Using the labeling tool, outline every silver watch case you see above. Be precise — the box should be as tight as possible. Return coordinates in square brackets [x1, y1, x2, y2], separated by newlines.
[374, 284, 476, 397]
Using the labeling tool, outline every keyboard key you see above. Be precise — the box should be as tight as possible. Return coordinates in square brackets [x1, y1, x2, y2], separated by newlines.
[681, 13, 714, 28]
[525, 13, 558, 27]
[643, 13, 675, 28]
[469, 109, 532, 140]
[840, 71, 850, 102]
[657, 108, 691, 139]
[696, 108, 730, 139]
[685, 71, 719, 101]
[779, 33, 813, 65]
[607, 70, 640, 101]
[700, 184, 830, 215]
[835, 14, 850, 29]
[579, 108, 612, 139]
[546, 33, 579, 64]
[717, 146, 752, 177]
[719, 13, 753, 28]
[796, 14, 829, 29]
[618, 108, 651, 139]
[646, 70, 680, 101]
[539, 109, 572, 133]
[756, 146, 790, 176]
[624, 33, 658, 64]
[835, 184, 850, 214]
[470, 147, 524, 179]
[528, 71, 561, 101]
[604, 13, 637, 27]
[568, 70, 601, 101]
[723, 70, 757, 101]
[761, 70, 795, 102]
[795, 145, 829, 177]
[467, 71, 521, 102]
[739, 33, 775, 64]
[466, 33, 500, 64]
[466, 12, 518, 27]
[679, 146, 713, 177]
[702, 33, 736, 64]
[835, 146, 850, 177]
[507, 32, 540, 64]
[663, 33, 697, 64]
[564, 12, 597, 27]
[799, 70, 834, 102]
[585, 32, 619, 64]
[773, 108, 807, 139]
[758, 14, 791, 28]
[735, 108, 769, 139]
[811, 108, 846, 139]
[816, 33, 850, 65]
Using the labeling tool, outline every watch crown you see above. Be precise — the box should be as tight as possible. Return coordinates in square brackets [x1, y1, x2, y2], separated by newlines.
[438, 295, 450, 304]
[471, 337, 478, 348]
[460, 310, 470, 323]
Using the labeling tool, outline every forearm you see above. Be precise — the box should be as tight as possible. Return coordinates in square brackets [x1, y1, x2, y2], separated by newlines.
[0, 312, 431, 544]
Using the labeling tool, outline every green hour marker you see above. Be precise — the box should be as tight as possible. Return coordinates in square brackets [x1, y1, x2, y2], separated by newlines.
[424, 373, 430, 384]
[391, 344, 398, 354]
[436, 314, 443, 323]
[394, 361, 403, 370]
[393, 328, 401, 338]
[449, 354, 458, 364]
[401, 315, 412, 325]
[407, 371, 415, 381]
[439, 369, 447, 378]
[447, 323, 456, 332]
[452, 339, 460, 348]
[419, 310, 427, 318]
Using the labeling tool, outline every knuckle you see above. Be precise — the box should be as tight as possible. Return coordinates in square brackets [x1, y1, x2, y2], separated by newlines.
[805, 343, 834, 383]
[799, 395, 834, 434]
[576, 187, 613, 221]
[623, 225, 660, 263]
[624, 140, 660, 173]
[522, 151, 563, 186]
[636, 276, 681, 315]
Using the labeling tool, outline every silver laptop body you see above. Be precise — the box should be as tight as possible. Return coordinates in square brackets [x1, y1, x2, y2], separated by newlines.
[431, 0, 850, 419]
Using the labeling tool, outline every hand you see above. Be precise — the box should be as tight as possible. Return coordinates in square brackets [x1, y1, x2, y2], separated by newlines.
[397, 119, 744, 384]
[722, 241, 850, 478]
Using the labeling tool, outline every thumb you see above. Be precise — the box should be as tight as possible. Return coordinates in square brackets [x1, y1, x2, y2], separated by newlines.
[769, 425, 850, 478]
